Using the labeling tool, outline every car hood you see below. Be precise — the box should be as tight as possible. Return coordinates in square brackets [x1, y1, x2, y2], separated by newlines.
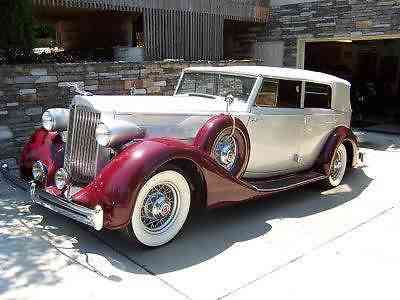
[72, 95, 249, 141]
[73, 94, 248, 114]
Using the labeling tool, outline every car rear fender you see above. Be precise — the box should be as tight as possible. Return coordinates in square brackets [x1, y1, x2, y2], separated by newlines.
[316, 126, 358, 175]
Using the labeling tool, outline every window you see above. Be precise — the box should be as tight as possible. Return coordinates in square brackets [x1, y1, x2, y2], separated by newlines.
[304, 82, 331, 109]
[277, 80, 301, 108]
[256, 80, 278, 107]
[177, 73, 216, 95]
[177, 72, 256, 102]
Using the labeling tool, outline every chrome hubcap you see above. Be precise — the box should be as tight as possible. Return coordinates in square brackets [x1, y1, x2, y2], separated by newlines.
[330, 150, 344, 180]
[213, 134, 237, 171]
[141, 184, 178, 233]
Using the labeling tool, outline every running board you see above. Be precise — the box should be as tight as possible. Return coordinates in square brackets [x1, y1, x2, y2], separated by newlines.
[243, 171, 327, 193]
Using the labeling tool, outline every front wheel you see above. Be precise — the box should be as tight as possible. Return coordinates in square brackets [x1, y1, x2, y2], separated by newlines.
[127, 170, 191, 247]
[324, 143, 347, 188]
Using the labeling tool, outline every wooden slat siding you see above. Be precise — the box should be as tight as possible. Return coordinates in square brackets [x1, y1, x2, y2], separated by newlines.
[32, 0, 270, 22]
[143, 8, 224, 61]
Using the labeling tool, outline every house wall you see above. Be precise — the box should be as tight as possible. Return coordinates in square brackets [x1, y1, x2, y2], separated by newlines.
[32, 0, 270, 22]
[0, 60, 256, 159]
[33, 1, 271, 61]
[263, 0, 400, 67]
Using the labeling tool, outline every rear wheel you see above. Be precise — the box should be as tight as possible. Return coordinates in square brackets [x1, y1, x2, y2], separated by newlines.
[324, 143, 347, 188]
[127, 170, 191, 247]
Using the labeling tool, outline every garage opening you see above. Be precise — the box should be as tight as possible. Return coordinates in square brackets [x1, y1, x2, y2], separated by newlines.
[305, 39, 400, 133]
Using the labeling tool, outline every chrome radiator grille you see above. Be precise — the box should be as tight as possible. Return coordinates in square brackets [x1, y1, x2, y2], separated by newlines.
[64, 105, 104, 184]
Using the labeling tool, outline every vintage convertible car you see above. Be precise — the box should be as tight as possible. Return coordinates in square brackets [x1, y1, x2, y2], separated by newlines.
[10, 66, 363, 247]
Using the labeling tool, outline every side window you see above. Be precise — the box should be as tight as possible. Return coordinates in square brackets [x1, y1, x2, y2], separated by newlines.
[255, 80, 278, 107]
[277, 80, 302, 108]
[304, 82, 332, 109]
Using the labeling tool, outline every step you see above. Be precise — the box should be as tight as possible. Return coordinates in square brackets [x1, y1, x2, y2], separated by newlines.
[244, 171, 327, 192]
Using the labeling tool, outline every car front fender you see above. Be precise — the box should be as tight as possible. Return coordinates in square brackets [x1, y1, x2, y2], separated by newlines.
[73, 138, 257, 229]
[20, 128, 64, 185]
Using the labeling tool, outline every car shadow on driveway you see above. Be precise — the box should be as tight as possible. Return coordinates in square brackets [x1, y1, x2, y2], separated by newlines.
[103, 167, 373, 274]
[4, 167, 373, 281]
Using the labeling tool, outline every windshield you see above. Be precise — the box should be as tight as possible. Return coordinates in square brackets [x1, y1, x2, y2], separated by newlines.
[176, 72, 257, 102]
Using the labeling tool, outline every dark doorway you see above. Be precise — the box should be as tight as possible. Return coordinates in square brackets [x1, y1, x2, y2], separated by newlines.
[34, 7, 143, 61]
[305, 39, 400, 132]
[223, 20, 263, 60]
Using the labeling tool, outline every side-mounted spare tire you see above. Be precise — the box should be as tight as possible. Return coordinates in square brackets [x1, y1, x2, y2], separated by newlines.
[194, 114, 250, 178]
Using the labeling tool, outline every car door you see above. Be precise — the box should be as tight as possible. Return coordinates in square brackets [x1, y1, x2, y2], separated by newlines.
[244, 78, 305, 178]
[301, 82, 336, 168]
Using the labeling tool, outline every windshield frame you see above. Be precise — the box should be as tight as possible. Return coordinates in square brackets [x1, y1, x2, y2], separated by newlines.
[174, 71, 259, 102]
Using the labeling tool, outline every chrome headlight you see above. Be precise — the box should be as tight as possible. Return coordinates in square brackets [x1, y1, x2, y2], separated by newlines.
[54, 168, 69, 190]
[32, 161, 47, 182]
[95, 123, 112, 147]
[42, 110, 55, 131]
[95, 120, 144, 148]
[42, 108, 70, 131]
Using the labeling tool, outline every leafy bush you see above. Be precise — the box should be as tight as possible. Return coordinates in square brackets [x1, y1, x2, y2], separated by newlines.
[34, 23, 56, 40]
[0, 0, 33, 62]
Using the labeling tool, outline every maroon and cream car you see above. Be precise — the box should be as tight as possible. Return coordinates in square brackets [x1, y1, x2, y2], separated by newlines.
[12, 66, 362, 247]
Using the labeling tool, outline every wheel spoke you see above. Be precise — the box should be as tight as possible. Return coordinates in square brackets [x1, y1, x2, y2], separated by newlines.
[141, 183, 178, 233]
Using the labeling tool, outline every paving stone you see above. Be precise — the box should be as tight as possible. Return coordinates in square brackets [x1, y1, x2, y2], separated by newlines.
[15, 76, 37, 84]
[58, 81, 85, 89]
[153, 81, 167, 87]
[18, 89, 36, 96]
[24, 107, 43, 116]
[85, 85, 99, 91]
[35, 76, 58, 84]
[30, 68, 48, 76]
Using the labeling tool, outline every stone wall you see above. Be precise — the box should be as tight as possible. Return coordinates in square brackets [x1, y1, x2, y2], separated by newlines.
[0, 60, 256, 159]
[264, 0, 400, 66]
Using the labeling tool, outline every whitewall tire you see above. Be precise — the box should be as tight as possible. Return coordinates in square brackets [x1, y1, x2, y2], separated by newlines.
[129, 170, 191, 247]
[327, 144, 347, 187]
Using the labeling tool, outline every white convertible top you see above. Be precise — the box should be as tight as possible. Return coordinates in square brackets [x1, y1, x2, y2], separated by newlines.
[185, 66, 351, 87]
[185, 66, 352, 112]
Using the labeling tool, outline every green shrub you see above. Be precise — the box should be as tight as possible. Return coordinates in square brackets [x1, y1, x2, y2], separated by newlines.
[0, 0, 33, 60]
[34, 23, 56, 40]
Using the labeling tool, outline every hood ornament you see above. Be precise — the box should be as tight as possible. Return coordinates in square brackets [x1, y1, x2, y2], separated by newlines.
[224, 93, 234, 113]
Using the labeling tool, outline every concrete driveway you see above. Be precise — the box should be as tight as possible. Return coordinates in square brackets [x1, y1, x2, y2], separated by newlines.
[1, 131, 399, 300]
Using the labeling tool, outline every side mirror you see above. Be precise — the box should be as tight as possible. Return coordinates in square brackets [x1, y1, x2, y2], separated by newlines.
[224, 93, 235, 112]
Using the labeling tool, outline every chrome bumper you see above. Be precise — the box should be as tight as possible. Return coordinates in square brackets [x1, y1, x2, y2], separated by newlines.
[1, 164, 103, 231]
